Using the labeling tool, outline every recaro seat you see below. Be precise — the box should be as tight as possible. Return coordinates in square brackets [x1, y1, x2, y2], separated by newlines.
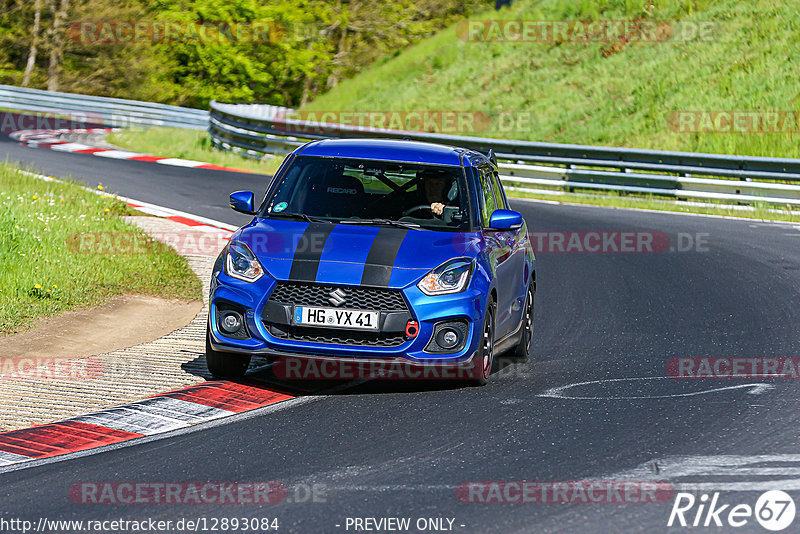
[304, 171, 365, 218]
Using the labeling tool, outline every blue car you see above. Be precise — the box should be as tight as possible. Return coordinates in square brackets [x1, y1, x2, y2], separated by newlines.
[206, 139, 535, 385]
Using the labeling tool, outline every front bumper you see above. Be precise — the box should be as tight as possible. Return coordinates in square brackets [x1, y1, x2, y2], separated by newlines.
[208, 274, 485, 365]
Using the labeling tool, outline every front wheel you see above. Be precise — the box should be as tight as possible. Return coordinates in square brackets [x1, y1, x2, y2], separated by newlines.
[469, 300, 496, 386]
[512, 282, 535, 361]
[206, 327, 251, 378]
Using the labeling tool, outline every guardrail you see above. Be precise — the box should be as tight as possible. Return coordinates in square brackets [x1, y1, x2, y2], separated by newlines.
[0, 85, 208, 129]
[209, 101, 800, 207]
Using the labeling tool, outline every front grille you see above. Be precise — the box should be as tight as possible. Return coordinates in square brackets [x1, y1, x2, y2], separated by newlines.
[265, 323, 407, 347]
[269, 282, 408, 311]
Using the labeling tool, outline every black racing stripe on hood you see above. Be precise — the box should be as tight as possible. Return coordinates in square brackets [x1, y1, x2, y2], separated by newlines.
[360, 228, 409, 287]
[289, 223, 335, 282]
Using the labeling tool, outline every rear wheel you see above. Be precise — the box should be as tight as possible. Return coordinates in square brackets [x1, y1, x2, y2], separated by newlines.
[206, 327, 251, 378]
[469, 300, 496, 386]
[512, 282, 535, 361]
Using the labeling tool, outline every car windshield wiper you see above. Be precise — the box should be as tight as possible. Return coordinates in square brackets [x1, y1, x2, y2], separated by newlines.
[268, 212, 333, 223]
[340, 218, 421, 230]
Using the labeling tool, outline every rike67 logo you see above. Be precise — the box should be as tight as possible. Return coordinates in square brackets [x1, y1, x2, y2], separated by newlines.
[668, 490, 796, 531]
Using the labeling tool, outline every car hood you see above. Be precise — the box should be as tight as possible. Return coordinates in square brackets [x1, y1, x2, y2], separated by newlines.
[234, 218, 481, 289]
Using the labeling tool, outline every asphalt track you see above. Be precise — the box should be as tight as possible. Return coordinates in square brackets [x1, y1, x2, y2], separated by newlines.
[2, 134, 800, 533]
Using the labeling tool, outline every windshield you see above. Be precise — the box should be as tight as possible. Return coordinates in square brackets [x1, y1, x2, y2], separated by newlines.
[261, 156, 472, 231]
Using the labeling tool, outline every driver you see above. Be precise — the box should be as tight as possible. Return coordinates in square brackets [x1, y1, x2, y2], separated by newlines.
[420, 169, 456, 217]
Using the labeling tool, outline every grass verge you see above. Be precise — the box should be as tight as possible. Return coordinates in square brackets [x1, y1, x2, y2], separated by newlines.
[107, 127, 284, 175]
[0, 163, 202, 335]
[296, 0, 800, 218]
[305, 0, 800, 159]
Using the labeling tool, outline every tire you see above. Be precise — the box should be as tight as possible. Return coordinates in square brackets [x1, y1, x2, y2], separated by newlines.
[206, 327, 251, 379]
[511, 282, 535, 361]
[469, 300, 496, 386]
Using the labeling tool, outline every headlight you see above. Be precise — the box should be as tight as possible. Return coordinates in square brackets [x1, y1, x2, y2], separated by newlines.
[225, 241, 264, 282]
[417, 258, 474, 296]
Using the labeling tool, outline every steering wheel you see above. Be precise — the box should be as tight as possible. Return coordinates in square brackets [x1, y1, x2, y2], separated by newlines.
[402, 204, 433, 217]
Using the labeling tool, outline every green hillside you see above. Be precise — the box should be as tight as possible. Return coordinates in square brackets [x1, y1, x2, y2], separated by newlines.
[304, 0, 800, 158]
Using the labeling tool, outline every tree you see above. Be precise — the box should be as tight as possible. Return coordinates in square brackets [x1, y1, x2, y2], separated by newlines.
[1, 0, 491, 107]
[21, 0, 41, 86]
[45, 0, 69, 91]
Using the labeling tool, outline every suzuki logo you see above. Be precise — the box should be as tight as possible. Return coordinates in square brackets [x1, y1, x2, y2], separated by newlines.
[328, 288, 347, 307]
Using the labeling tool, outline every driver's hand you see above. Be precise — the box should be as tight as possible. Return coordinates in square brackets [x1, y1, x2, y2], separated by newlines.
[431, 202, 444, 216]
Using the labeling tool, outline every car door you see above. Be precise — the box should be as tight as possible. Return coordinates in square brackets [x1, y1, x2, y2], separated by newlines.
[477, 164, 516, 339]
[489, 167, 526, 336]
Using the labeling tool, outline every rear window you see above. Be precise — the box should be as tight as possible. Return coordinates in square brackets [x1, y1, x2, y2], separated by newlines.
[261, 156, 472, 231]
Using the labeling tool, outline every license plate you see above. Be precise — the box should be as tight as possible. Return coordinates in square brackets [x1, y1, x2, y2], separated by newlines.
[293, 306, 379, 331]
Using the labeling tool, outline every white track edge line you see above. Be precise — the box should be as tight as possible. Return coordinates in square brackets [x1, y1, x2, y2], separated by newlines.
[12, 128, 250, 174]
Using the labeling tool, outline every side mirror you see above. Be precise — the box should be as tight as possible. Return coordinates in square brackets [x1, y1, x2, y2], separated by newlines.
[488, 209, 523, 231]
[229, 190, 255, 214]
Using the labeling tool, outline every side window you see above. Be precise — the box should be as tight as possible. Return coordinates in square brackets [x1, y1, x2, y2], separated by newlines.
[490, 171, 508, 209]
[478, 166, 497, 227]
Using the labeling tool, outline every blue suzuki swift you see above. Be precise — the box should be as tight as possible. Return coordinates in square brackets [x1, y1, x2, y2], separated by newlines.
[207, 138, 535, 385]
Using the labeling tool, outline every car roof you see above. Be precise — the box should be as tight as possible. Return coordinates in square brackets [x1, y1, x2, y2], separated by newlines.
[295, 138, 487, 167]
